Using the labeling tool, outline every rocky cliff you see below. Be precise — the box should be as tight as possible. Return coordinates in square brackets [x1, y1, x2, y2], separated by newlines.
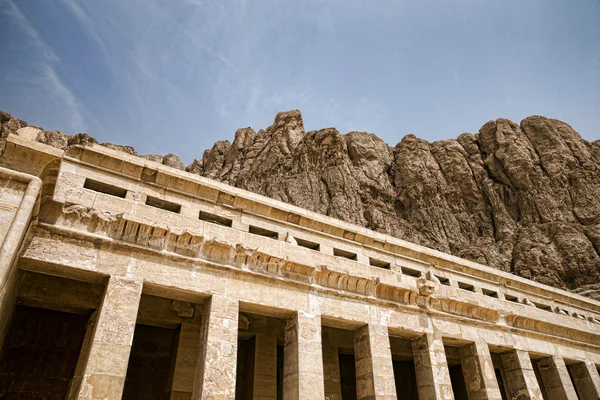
[2, 109, 599, 298]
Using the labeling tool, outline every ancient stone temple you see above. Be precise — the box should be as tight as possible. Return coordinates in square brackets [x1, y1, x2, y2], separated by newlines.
[0, 133, 599, 400]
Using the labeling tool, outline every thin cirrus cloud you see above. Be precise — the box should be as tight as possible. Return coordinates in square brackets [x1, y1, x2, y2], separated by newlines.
[0, 0, 598, 164]
[2, 0, 86, 132]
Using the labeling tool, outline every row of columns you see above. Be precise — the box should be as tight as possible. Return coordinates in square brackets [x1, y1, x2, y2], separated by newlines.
[499, 350, 600, 400]
[71, 275, 600, 400]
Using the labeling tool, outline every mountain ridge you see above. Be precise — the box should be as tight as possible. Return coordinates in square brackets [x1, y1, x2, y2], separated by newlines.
[2, 109, 599, 298]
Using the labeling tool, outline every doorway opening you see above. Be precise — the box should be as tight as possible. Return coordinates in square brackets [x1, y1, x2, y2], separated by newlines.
[0, 271, 103, 399]
[123, 293, 202, 400]
[444, 345, 469, 400]
[389, 336, 418, 400]
[235, 312, 285, 400]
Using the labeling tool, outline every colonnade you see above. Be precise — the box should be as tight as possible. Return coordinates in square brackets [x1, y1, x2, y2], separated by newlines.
[72, 276, 600, 400]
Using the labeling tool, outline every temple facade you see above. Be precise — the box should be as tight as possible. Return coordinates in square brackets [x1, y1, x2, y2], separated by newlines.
[0, 133, 599, 400]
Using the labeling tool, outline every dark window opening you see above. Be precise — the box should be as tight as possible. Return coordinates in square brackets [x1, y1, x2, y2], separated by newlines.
[437, 276, 451, 286]
[333, 248, 358, 261]
[84, 178, 127, 198]
[338, 353, 357, 400]
[295, 238, 320, 251]
[392, 360, 418, 400]
[199, 211, 233, 227]
[533, 302, 552, 312]
[402, 267, 422, 278]
[449, 364, 469, 400]
[249, 225, 279, 240]
[458, 282, 475, 292]
[494, 368, 509, 400]
[123, 324, 180, 400]
[235, 337, 256, 400]
[369, 258, 391, 269]
[145, 196, 181, 213]
[0, 306, 89, 399]
[277, 345, 284, 400]
[483, 288, 499, 298]
[505, 294, 519, 303]
[236, 313, 283, 400]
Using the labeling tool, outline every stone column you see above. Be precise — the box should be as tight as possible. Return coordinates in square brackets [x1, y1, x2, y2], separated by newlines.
[500, 350, 543, 400]
[74, 276, 143, 399]
[322, 330, 342, 400]
[253, 334, 277, 400]
[67, 311, 99, 399]
[283, 311, 325, 400]
[192, 295, 239, 400]
[459, 341, 503, 400]
[353, 324, 397, 400]
[537, 356, 578, 400]
[569, 361, 600, 400]
[412, 333, 454, 400]
[171, 322, 202, 399]
[0, 172, 40, 352]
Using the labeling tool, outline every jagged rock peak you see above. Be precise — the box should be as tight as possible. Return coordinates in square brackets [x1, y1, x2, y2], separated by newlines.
[271, 109, 304, 136]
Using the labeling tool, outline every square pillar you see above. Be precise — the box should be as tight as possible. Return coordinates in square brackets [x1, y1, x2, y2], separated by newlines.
[322, 330, 342, 400]
[75, 276, 143, 399]
[569, 361, 600, 400]
[459, 341, 503, 400]
[171, 322, 202, 399]
[253, 334, 277, 400]
[353, 324, 397, 399]
[412, 333, 454, 400]
[67, 311, 99, 399]
[537, 356, 578, 400]
[500, 350, 543, 400]
[283, 311, 325, 400]
[193, 295, 239, 400]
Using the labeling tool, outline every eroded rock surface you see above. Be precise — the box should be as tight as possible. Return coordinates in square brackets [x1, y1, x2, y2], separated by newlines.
[1, 109, 598, 297]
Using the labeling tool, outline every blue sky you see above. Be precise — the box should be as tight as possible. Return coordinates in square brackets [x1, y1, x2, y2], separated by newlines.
[1, 0, 598, 163]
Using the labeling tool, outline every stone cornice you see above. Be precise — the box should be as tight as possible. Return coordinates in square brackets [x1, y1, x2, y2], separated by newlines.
[3, 135, 600, 319]
[55, 141, 600, 313]
[429, 297, 500, 323]
[505, 314, 600, 346]
[28, 204, 600, 347]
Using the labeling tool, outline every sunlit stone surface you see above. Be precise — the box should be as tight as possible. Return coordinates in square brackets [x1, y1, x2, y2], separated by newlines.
[0, 134, 599, 399]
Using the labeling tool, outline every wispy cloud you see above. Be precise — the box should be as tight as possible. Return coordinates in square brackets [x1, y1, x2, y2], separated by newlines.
[0, 0, 596, 161]
[3, 0, 57, 63]
[4, 0, 85, 131]
[42, 65, 84, 131]
[60, 0, 110, 58]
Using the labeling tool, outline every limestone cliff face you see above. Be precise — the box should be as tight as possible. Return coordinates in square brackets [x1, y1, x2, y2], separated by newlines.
[2, 109, 599, 297]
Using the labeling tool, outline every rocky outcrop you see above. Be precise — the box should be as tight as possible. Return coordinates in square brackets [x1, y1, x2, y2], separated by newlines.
[0, 110, 183, 169]
[162, 153, 185, 170]
[1, 109, 598, 297]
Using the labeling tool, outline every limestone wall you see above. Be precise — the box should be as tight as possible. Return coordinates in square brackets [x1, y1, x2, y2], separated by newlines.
[1, 134, 600, 400]
[0, 164, 41, 353]
[0, 176, 26, 247]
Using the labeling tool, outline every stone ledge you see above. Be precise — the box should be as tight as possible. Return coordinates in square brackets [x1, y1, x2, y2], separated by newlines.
[21, 221, 600, 349]
[54, 141, 600, 315]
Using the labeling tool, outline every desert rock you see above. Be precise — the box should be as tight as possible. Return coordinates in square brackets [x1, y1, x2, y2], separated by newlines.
[1, 109, 598, 297]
